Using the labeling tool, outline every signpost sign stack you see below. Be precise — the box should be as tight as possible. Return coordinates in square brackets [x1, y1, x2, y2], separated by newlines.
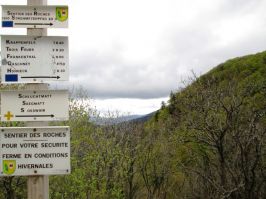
[1, 1, 70, 198]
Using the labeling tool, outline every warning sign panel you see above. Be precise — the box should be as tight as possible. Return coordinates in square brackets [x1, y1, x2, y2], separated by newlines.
[0, 126, 70, 176]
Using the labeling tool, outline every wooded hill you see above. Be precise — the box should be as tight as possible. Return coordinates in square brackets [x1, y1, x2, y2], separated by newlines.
[147, 51, 266, 198]
[0, 51, 265, 199]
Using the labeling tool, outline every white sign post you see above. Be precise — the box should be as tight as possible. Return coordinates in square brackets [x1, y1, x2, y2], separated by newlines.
[1, 35, 69, 83]
[0, 127, 70, 176]
[1, 0, 70, 198]
[2, 5, 68, 28]
[0, 90, 69, 122]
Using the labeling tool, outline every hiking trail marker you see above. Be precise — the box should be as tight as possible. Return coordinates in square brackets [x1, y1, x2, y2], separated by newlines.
[1, 35, 69, 83]
[0, 90, 69, 122]
[2, 5, 68, 28]
[1, 1, 70, 198]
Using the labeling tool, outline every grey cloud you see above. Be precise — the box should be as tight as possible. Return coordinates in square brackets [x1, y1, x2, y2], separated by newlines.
[157, 0, 266, 74]
[69, 0, 266, 99]
[70, 50, 177, 99]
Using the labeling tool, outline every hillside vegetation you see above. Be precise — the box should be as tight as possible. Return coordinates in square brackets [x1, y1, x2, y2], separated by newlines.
[147, 51, 266, 198]
[0, 52, 265, 199]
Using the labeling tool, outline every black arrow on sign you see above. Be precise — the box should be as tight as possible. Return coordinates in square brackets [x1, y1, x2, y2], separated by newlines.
[21, 76, 61, 79]
[15, 114, 55, 118]
[14, 22, 53, 26]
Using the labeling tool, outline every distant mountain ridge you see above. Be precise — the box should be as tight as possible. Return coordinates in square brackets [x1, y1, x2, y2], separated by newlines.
[130, 112, 156, 123]
[90, 113, 155, 125]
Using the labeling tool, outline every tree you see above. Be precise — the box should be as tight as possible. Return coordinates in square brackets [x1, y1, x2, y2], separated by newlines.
[166, 72, 266, 198]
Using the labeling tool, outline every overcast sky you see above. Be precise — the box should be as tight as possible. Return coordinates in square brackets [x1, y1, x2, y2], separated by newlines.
[1, 0, 266, 115]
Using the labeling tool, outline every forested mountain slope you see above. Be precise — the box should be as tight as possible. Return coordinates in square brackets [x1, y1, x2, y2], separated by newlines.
[0, 52, 265, 199]
[146, 51, 266, 198]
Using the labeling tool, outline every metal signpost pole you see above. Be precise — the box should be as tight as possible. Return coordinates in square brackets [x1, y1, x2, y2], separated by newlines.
[27, 0, 49, 199]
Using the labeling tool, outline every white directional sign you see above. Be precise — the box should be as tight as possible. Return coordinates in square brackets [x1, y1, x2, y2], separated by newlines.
[0, 90, 69, 121]
[0, 127, 70, 176]
[1, 35, 69, 83]
[2, 5, 68, 28]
